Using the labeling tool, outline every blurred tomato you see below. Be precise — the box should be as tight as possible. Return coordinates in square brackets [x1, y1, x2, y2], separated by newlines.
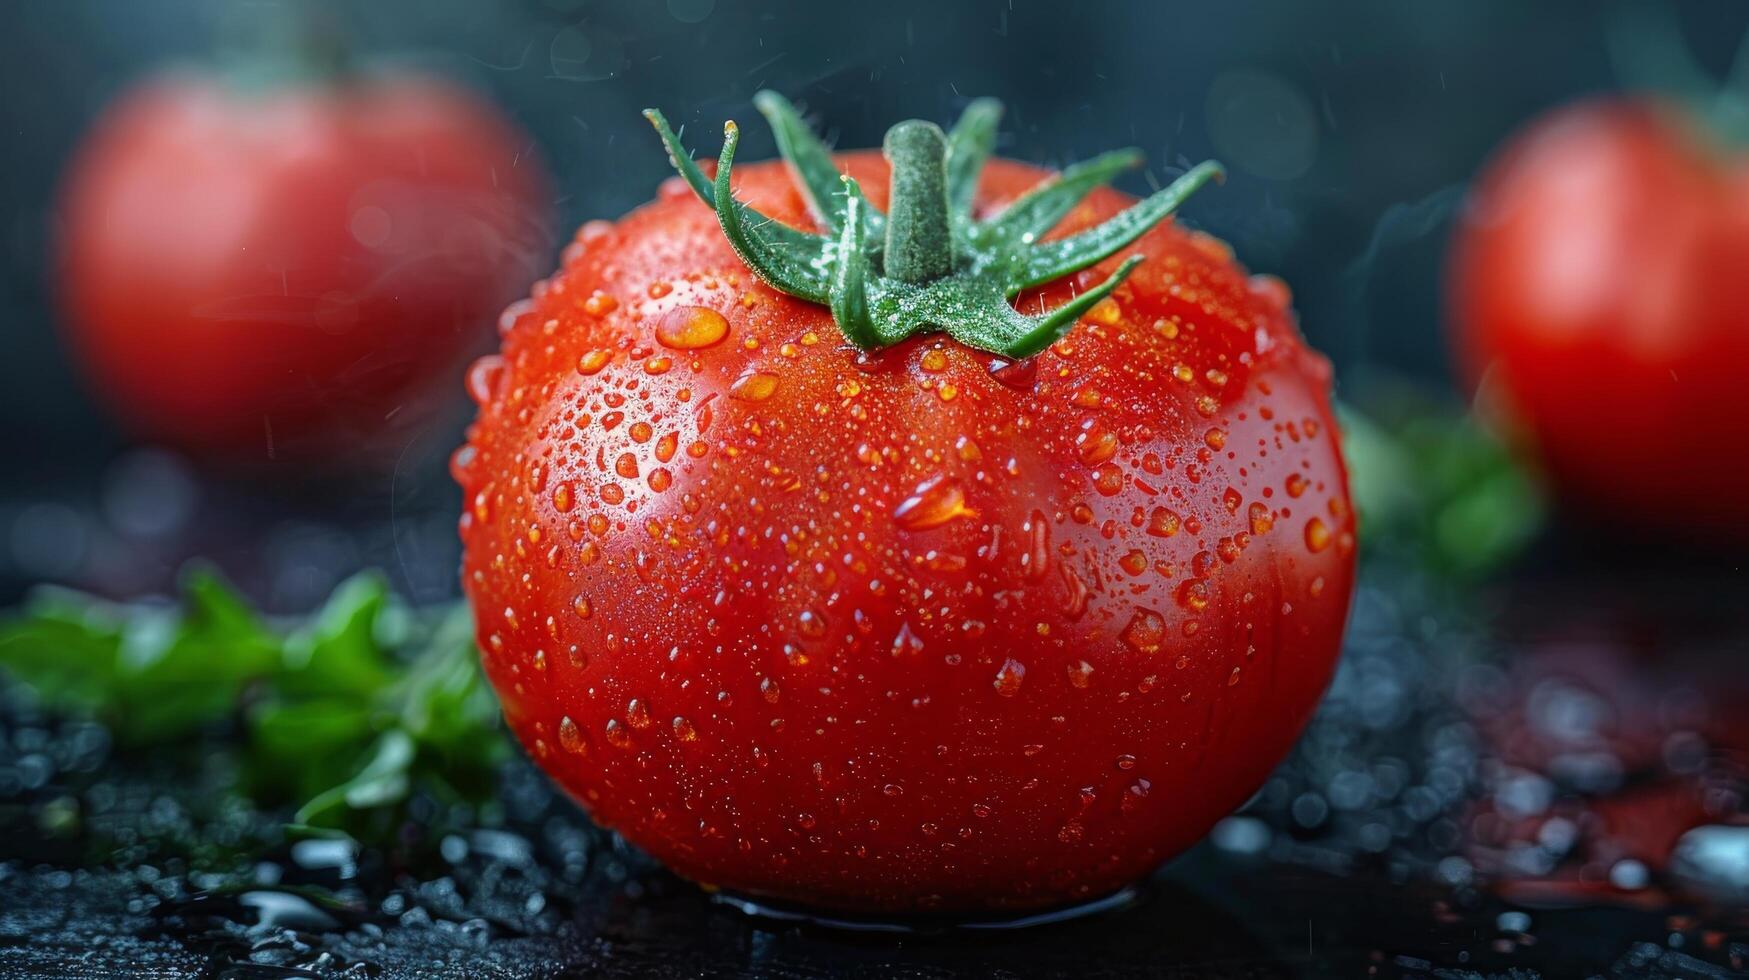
[57, 69, 551, 467]
[1448, 101, 1749, 536]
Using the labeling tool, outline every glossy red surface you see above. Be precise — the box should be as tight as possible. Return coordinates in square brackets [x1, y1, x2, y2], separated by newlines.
[457, 150, 1355, 914]
[58, 71, 551, 464]
[1449, 101, 1749, 535]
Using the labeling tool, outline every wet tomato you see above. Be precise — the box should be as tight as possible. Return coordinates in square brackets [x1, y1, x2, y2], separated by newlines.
[58, 70, 551, 466]
[457, 97, 1354, 917]
[1449, 101, 1749, 536]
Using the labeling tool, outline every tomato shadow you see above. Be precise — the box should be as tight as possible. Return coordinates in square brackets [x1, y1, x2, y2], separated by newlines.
[560, 863, 1298, 979]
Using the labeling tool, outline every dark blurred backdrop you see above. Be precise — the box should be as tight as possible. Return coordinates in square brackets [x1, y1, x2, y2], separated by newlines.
[2, 0, 1745, 606]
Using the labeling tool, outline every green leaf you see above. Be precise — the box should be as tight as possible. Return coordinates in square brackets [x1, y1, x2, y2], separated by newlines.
[1339, 394, 1545, 578]
[295, 728, 415, 826]
[279, 572, 396, 701]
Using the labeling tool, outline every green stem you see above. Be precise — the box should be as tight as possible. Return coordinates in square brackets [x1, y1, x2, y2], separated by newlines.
[881, 121, 954, 283]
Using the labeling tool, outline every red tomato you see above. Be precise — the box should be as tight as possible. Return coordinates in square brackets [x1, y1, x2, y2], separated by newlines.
[1449, 101, 1749, 535]
[58, 70, 551, 465]
[458, 131, 1354, 916]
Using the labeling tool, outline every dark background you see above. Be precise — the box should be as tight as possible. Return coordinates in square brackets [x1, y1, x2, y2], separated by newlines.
[3, 0, 1745, 607]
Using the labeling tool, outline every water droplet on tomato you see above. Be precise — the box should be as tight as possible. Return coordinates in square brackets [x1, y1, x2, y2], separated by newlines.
[894, 475, 973, 530]
[1067, 660, 1094, 688]
[993, 658, 1026, 697]
[672, 716, 699, 742]
[466, 356, 506, 405]
[1146, 506, 1181, 537]
[729, 369, 780, 402]
[577, 350, 613, 376]
[558, 716, 586, 755]
[1121, 608, 1166, 654]
[656, 306, 730, 350]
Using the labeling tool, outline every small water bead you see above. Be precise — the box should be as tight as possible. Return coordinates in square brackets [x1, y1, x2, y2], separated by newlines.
[1205, 428, 1227, 450]
[1304, 517, 1332, 552]
[1077, 427, 1119, 465]
[1177, 579, 1211, 612]
[615, 453, 639, 478]
[655, 432, 679, 462]
[993, 658, 1027, 697]
[1285, 473, 1308, 498]
[920, 349, 949, 372]
[1092, 463, 1125, 496]
[730, 370, 781, 402]
[672, 716, 699, 743]
[582, 291, 618, 316]
[552, 483, 575, 513]
[626, 699, 652, 729]
[577, 350, 613, 376]
[466, 356, 506, 405]
[1067, 660, 1094, 688]
[558, 716, 587, 755]
[648, 469, 672, 492]
[1118, 550, 1147, 576]
[656, 306, 730, 350]
[644, 356, 673, 375]
[1146, 507, 1182, 537]
[604, 719, 631, 749]
[1248, 501, 1274, 534]
[894, 476, 973, 530]
[1121, 608, 1167, 655]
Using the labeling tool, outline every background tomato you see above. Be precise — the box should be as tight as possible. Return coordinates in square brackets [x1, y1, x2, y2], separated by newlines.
[457, 131, 1356, 915]
[57, 69, 552, 467]
[1448, 100, 1749, 537]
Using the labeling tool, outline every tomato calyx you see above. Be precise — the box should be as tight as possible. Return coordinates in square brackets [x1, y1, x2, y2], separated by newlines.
[644, 93, 1225, 359]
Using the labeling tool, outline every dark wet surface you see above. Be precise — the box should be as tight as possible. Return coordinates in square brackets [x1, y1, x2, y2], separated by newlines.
[2, 546, 1747, 978]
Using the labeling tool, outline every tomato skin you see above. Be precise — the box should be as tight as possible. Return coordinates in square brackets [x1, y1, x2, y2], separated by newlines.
[1449, 101, 1749, 534]
[458, 151, 1355, 915]
[58, 71, 551, 465]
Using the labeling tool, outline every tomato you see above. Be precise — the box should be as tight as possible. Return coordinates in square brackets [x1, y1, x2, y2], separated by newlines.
[1448, 100, 1749, 535]
[457, 96, 1354, 917]
[58, 70, 551, 465]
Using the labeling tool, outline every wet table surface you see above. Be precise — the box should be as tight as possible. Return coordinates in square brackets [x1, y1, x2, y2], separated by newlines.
[2, 538, 1747, 978]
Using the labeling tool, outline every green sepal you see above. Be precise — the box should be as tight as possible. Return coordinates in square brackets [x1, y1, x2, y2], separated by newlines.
[645, 96, 1224, 359]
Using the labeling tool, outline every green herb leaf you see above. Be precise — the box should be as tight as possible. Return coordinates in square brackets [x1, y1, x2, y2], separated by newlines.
[0, 568, 507, 845]
[1340, 392, 1545, 578]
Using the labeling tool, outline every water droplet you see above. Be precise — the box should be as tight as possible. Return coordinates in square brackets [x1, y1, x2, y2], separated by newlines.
[1067, 660, 1094, 688]
[1121, 608, 1166, 654]
[1022, 510, 1051, 580]
[1092, 463, 1125, 496]
[891, 622, 925, 657]
[656, 306, 730, 349]
[1146, 507, 1181, 537]
[673, 716, 699, 742]
[626, 699, 652, 729]
[1304, 517, 1331, 552]
[558, 716, 586, 755]
[730, 370, 780, 401]
[466, 356, 506, 405]
[577, 350, 613, 376]
[894, 475, 973, 530]
[1285, 473, 1307, 498]
[1248, 501, 1273, 534]
[1177, 579, 1210, 612]
[993, 658, 1026, 697]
